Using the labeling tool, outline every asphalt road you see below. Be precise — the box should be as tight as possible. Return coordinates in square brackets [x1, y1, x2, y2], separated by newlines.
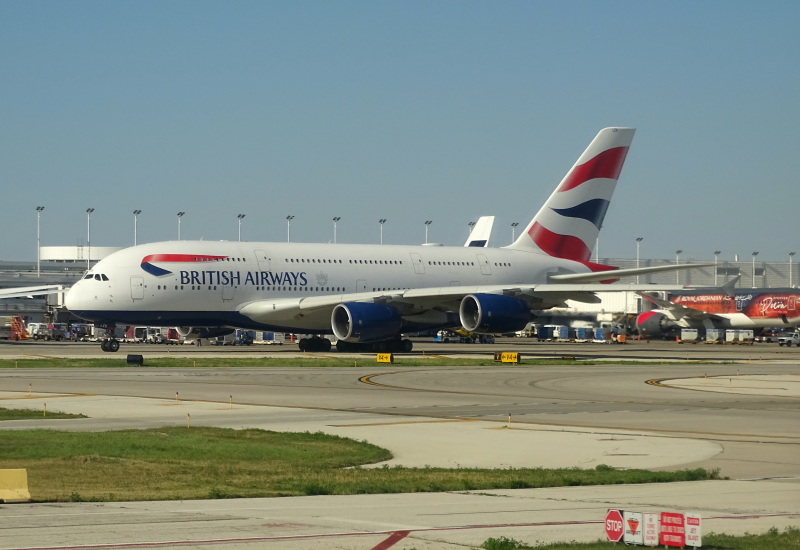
[1, 339, 798, 549]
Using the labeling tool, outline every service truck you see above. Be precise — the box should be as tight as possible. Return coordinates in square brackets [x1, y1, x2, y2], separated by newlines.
[777, 331, 800, 347]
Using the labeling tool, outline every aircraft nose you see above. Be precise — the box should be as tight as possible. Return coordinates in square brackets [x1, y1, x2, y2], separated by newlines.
[64, 283, 84, 312]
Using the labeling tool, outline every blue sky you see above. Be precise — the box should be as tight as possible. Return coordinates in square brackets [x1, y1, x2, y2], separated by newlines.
[2, 1, 798, 263]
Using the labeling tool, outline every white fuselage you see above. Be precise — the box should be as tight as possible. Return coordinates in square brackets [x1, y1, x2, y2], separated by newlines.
[65, 240, 589, 333]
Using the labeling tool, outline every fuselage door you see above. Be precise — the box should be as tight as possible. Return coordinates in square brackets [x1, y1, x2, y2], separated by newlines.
[356, 279, 367, 292]
[130, 277, 144, 300]
[409, 253, 425, 275]
[477, 254, 492, 275]
[254, 249, 270, 272]
[223, 284, 236, 302]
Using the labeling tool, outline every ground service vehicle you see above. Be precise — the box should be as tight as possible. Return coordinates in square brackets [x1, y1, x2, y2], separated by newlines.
[777, 331, 800, 347]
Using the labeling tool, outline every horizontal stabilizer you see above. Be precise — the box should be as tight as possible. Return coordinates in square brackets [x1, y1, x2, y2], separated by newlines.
[548, 263, 713, 284]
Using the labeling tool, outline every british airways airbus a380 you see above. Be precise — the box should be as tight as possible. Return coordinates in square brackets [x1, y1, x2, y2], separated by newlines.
[65, 127, 698, 352]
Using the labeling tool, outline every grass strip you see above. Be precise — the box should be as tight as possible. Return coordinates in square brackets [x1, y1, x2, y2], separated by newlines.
[480, 526, 800, 549]
[0, 407, 84, 420]
[0, 427, 718, 502]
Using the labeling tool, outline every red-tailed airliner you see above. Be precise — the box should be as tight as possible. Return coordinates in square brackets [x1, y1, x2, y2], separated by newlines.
[637, 287, 800, 339]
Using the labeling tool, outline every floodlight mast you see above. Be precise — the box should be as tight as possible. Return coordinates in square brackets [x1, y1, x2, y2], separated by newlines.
[36, 206, 45, 277]
[133, 210, 142, 246]
[86, 208, 95, 270]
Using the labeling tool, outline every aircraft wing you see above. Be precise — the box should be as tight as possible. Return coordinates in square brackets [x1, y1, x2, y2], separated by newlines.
[638, 292, 722, 322]
[0, 285, 64, 299]
[239, 282, 691, 326]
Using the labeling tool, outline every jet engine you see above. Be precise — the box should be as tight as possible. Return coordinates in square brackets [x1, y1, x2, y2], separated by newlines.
[176, 326, 235, 340]
[331, 302, 402, 343]
[634, 311, 679, 339]
[459, 293, 530, 333]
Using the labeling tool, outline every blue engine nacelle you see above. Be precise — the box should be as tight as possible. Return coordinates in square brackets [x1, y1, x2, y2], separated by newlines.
[459, 293, 530, 333]
[331, 302, 402, 343]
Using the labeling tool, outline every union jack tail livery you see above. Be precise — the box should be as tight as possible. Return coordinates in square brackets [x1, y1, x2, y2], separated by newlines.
[507, 127, 635, 262]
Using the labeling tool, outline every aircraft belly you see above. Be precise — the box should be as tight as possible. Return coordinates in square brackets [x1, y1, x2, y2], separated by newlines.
[248, 308, 331, 332]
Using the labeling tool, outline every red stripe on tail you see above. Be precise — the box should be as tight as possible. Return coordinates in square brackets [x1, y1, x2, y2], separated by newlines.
[558, 146, 630, 193]
[528, 222, 592, 262]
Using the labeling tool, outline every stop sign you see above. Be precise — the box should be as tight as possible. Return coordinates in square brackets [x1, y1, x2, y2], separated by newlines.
[605, 509, 624, 542]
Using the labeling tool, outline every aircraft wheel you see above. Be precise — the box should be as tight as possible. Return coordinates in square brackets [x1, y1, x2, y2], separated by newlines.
[108, 339, 120, 352]
[298, 338, 309, 351]
[336, 340, 348, 352]
[401, 339, 413, 352]
[372, 340, 388, 353]
[100, 340, 109, 352]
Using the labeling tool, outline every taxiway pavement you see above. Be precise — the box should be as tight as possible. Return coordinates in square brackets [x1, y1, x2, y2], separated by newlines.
[0, 339, 798, 549]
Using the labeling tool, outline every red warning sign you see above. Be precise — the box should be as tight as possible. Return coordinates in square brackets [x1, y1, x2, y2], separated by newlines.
[659, 512, 685, 547]
[605, 509, 624, 542]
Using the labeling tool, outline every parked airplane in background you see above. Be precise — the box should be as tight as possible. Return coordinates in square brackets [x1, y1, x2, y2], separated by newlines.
[65, 127, 701, 352]
[636, 281, 800, 339]
[464, 216, 495, 247]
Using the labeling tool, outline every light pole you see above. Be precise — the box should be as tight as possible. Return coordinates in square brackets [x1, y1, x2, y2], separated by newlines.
[132, 209, 142, 246]
[752, 251, 759, 288]
[424, 220, 432, 244]
[176, 212, 185, 240]
[286, 215, 294, 243]
[594, 233, 601, 263]
[511, 222, 519, 243]
[332, 217, 341, 244]
[714, 250, 721, 285]
[675, 249, 683, 284]
[635, 237, 643, 284]
[237, 214, 246, 242]
[790, 252, 796, 287]
[378, 219, 386, 245]
[86, 208, 95, 270]
[35, 206, 45, 277]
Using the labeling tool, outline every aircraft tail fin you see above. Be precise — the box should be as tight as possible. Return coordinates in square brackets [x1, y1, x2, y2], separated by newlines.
[721, 276, 740, 296]
[505, 127, 635, 262]
[464, 216, 495, 247]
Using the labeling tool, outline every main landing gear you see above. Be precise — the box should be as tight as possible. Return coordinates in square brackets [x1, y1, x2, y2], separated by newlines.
[296, 336, 414, 353]
[335, 337, 413, 353]
[100, 338, 120, 352]
[297, 337, 333, 352]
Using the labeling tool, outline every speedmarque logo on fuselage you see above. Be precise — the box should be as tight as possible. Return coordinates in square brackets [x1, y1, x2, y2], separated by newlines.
[140, 254, 229, 277]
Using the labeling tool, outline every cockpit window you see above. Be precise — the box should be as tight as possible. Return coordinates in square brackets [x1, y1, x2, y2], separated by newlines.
[84, 274, 93, 280]
[85, 273, 110, 281]
[101, 274, 109, 281]
[94, 274, 101, 280]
